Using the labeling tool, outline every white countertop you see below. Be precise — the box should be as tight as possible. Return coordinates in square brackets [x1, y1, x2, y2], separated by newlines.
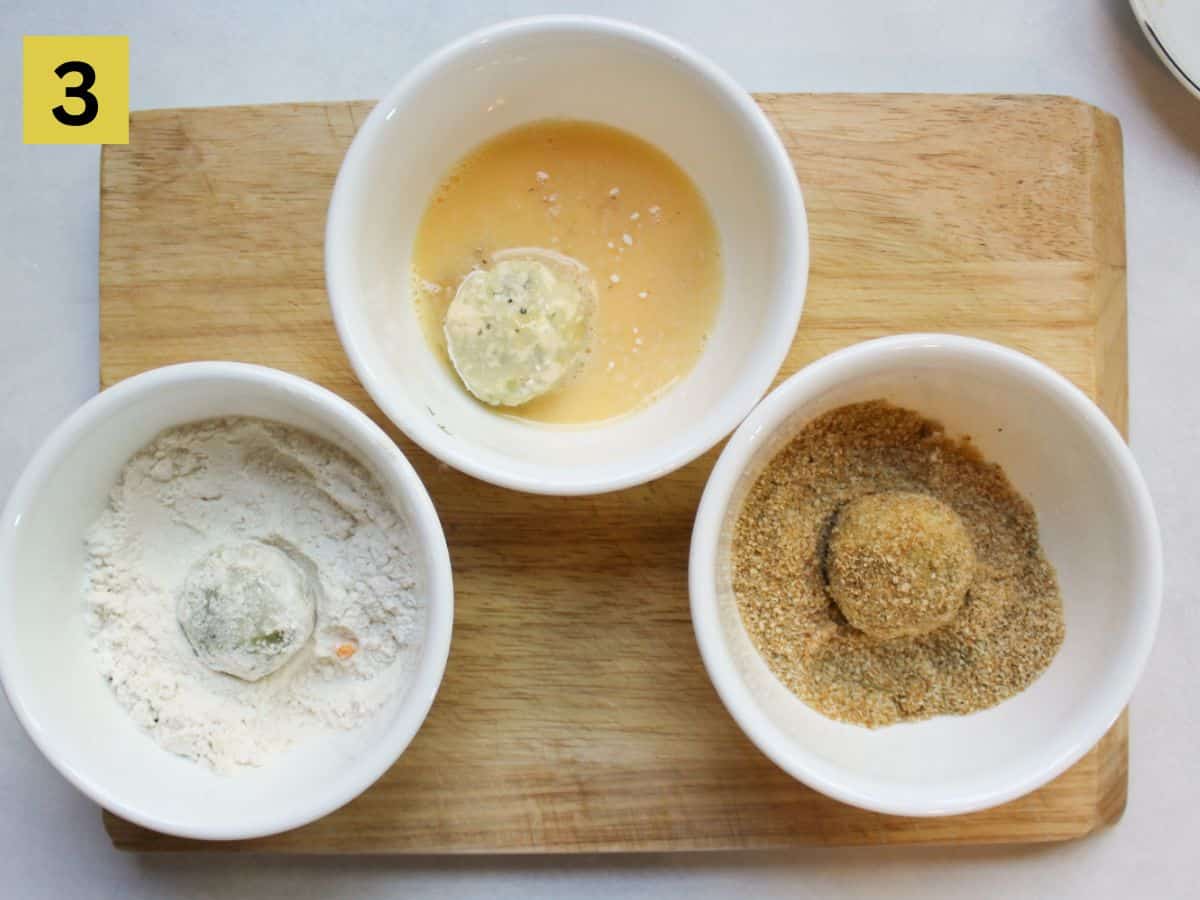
[2, 1, 1197, 896]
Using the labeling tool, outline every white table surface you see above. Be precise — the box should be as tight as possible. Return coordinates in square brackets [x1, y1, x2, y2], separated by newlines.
[2, 1, 1197, 896]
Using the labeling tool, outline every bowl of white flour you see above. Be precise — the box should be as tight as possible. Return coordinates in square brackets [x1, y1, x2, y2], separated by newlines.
[0, 362, 453, 840]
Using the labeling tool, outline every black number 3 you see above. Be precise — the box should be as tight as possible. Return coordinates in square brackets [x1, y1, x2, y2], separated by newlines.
[52, 60, 99, 127]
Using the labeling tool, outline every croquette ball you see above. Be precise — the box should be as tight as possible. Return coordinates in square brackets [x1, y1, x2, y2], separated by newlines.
[825, 491, 976, 639]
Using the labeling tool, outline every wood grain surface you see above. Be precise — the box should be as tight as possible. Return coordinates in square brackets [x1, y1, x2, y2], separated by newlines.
[98, 94, 1128, 852]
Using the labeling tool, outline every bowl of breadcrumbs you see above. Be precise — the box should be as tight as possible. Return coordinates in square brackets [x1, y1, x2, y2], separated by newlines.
[689, 333, 1161, 816]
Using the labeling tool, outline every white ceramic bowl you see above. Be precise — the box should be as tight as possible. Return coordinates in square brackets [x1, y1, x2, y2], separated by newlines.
[1131, 0, 1200, 102]
[326, 15, 808, 495]
[0, 363, 454, 840]
[690, 334, 1162, 816]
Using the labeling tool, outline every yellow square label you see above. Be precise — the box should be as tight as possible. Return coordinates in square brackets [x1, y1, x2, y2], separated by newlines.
[23, 36, 129, 144]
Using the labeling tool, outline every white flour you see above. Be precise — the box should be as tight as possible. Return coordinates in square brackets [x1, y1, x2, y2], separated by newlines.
[85, 417, 425, 773]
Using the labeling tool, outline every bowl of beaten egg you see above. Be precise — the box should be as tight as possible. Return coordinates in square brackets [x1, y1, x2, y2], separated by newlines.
[326, 16, 808, 494]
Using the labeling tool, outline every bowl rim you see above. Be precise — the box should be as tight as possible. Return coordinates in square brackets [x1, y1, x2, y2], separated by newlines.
[1129, 0, 1200, 102]
[0, 361, 455, 840]
[689, 333, 1163, 816]
[325, 13, 809, 496]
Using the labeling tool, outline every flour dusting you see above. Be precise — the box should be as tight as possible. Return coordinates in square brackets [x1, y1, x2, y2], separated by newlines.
[85, 417, 425, 773]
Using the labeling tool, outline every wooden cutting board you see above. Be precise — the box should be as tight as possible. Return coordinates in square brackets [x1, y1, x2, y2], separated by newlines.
[98, 94, 1128, 852]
